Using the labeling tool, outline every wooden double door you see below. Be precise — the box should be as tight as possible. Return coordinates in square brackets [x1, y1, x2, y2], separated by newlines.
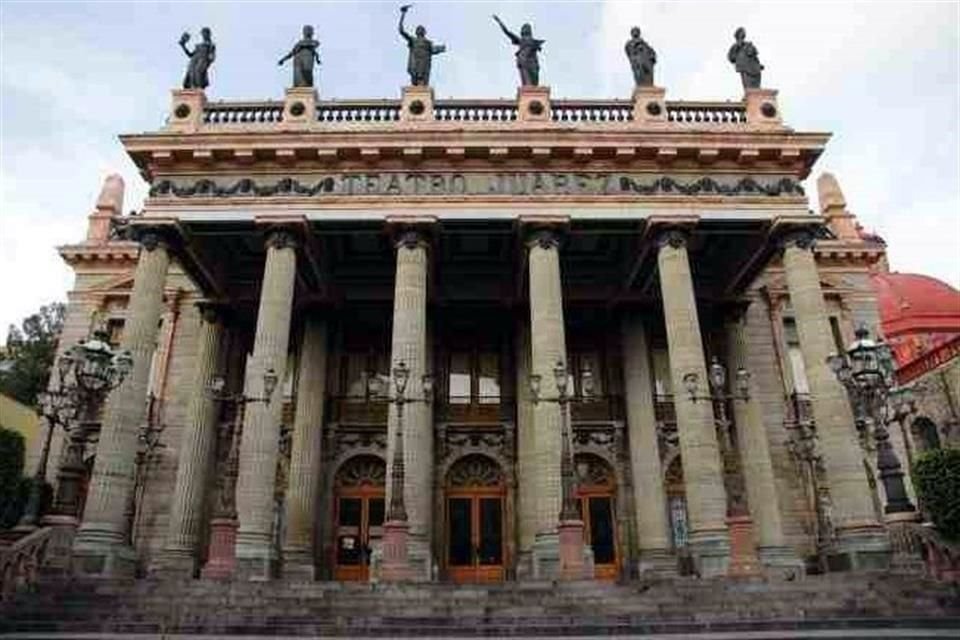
[445, 455, 506, 583]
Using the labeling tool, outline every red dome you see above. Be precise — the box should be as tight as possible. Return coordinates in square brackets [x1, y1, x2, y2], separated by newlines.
[872, 272, 960, 337]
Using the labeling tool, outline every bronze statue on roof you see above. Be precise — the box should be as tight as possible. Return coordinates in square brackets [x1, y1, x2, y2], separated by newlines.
[278, 25, 321, 88]
[399, 5, 446, 86]
[493, 15, 545, 86]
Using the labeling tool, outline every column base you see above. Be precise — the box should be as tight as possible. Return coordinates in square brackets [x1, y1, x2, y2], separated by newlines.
[726, 515, 762, 578]
[827, 522, 891, 572]
[758, 545, 805, 580]
[637, 548, 677, 577]
[72, 526, 137, 578]
[531, 531, 560, 580]
[38, 514, 80, 574]
[201, 518, 238, 580]
[558, 519, 588, 581]
[282, 546, 318, 581]
[886, 516, 926, 575]
[234, 528, 277, 581]
[380, 520, 412, 582]
[151, 547, 197, 578]
[689, 527, 731, 578]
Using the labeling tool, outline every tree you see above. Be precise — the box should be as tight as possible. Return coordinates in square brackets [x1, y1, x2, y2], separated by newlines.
[0, 302, 66, 407]
[0, 427, 31, 528]
[914, 448, 960, 541]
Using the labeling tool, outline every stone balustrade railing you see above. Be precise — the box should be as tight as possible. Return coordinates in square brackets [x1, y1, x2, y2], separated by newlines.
[1, 527, 52, 601]
[195, 98, 755, 128]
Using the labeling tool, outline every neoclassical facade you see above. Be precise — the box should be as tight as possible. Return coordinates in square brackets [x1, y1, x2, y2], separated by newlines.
[47, 81, 908, 583]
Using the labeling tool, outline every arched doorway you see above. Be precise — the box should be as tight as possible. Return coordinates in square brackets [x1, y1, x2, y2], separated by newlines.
[575, 454, 618, 580]
[445, 455, 506, 583]
[332, 455, 385, 581]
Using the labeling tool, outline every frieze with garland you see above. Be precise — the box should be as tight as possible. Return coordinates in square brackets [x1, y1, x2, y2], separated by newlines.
[148, 173, 805, 199]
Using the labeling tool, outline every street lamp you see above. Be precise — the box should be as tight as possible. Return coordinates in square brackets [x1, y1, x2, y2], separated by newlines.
[207, 367, 279, 407]
[827, 325, 915, 516]
[19, 327, 133, 528]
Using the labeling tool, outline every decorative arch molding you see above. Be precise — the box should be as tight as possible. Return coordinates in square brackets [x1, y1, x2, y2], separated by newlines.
[334, 454, 386, 488]
[574, 452, 616, 488]
[445, 454, 504, 489]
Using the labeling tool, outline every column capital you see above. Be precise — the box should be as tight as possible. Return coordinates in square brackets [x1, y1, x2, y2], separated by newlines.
[127, 225, 176, 253]
[195, 301, 231, 325]
[654, 226, 691, 250]
[394, 228, 431, 251]
[777, 228, 818, 252]
[264, 227, 300, 251]
[525, 228, 563, 251]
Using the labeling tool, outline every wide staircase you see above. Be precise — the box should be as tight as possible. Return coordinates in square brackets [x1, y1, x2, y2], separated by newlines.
[1, 572, 959, 637]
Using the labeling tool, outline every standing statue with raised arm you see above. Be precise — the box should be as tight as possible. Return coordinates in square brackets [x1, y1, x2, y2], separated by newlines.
[179, 27, 216, 90]
[398, 5, 446, 86]
[727, 27, 764, 89]
[492, 15, 544, 87]
[278, 25, 321, 88]
[625, 27, 656, 87]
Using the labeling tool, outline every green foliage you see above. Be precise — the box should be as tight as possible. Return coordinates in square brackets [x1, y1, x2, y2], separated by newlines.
[913, 448, 960, 541]
[0, 302, 66, 407]
[0, 426, 30, 528]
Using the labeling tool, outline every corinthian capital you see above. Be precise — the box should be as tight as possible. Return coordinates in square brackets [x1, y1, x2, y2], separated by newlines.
[655, 227, 690, 250]
[265, 228, 300, 251]
[779, 229, 817, 252]
[395, 229, 430, 251]
[525, 228, 562, 251]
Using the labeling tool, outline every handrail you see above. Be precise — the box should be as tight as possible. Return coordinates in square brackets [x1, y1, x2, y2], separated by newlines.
[203, 101, 284, 124]
[1, 526, 52, 601]
[316, 100, 401, 123]
[433, 99, 518, 122]
[666, 100, 746, 124]
[551, 100, 633, 123]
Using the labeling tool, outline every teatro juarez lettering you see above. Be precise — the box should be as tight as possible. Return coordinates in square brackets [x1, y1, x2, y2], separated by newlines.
[149, 172, 806, 199]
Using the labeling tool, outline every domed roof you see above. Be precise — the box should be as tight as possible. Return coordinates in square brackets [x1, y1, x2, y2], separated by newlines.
[871, 271, 960, 337]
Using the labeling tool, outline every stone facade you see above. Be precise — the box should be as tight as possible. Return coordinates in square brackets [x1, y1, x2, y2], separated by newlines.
[45, 82, 914, 583]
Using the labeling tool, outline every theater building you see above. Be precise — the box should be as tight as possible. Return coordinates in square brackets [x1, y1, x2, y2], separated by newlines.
[50, 79, 907, 583]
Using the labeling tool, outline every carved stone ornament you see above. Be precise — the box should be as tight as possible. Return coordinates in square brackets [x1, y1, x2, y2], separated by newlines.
[656, 228, 689, 250]
[395, 229, 428, 251]
[196, 301, 225, 325]
[447, 454, 503, 488]
[265, 228, 299, 251]
[779, 229, 817, 252]
[335, 455, 386, 488]
[526, 228, 561, 251]
[131, 228, 171, 252]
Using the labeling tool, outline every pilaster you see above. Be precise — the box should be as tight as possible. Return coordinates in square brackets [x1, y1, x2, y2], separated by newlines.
[283, 87, 318, 127]
[401, 85, 435, 122]
[655, 228, 730, 577]
[282, 316, 329, 580]
[517, 85, 551, 122]
[73, 230, 172, 577]
[744, 88, 782, 127]
[780, 230, 889, 571]
[167, 89, 207, 132]
[235, 229, 299, 580]
[631, 86, 667, 125]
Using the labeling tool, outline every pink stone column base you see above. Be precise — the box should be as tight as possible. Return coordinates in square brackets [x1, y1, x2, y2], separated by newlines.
[726, 514, 762, 578]
[201, 518, 238, 580]
[380, 520, 411, 582]
[558, 519, 586, 581]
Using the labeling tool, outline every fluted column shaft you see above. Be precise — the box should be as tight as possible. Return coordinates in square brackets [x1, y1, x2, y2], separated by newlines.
[385, 231, 431, 559]
[282, 317, 328, 579]
[781, 233, 887, 566]
[74, 233, 170, 576]
[656, 230, 729, 576]
[527, 230, 567, 537]
[235, 230, 298, 578]
[515, 319, 537, 560]
[725, 313, 798, 568]
[621, 314, 673, 573]
[159, 305, 224, 573]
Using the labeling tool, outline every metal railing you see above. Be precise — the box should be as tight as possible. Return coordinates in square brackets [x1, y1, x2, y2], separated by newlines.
[551, 100, 633, 123]
[666, 101, 747, 124]
[1, 526, 52, 601]
[203, 101, 284, 124]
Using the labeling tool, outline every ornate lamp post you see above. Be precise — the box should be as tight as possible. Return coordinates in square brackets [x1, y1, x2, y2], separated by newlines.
[381, 360, 433, 582]
[19, 328, 132, 528]
[200, 367, 279, 579]
[827, 326, 916, 516]
[682, 356, 761, 576]
[529, 359, 587, 580]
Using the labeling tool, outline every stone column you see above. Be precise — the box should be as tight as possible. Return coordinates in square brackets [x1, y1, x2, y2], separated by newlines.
[655, 229, 730, 577]
[235, 230, 299, 579]
[620, 313, 674, 575]
[780, 231, 889, 570]
[725, 312, 804, 575]
[282, 316, 328, 580]
[515, 318, 537, 577]
[73, 231, 171, 577]
[526, 228, 568, 578]
[384, 229, 431, 579]
[156, 303, 224, 575]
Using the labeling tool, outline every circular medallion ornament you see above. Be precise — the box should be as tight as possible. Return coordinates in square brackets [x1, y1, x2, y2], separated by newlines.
[528, 100, 545, 116]
[174, 104, 191, 119]
[408, 99, 425, 116]
[289, 101, 306, 117]
[761, 102, 777, 118]
[646, 101, 662, 116]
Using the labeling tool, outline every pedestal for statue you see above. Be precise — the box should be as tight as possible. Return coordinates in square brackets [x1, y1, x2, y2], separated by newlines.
[401, 85, 435, 122]
[380, 519, 412, 582]
[726, 514, 762, 578]
[744, 88, 782, 127]
[167, 89, 207, 133]
[201, 517, 238, 580]
[517, 85, 551, 122]
[38, 514, 80, 574]
[558, 519, 587, 581]
[631, 86, 667, 125]
[885, 512, 926, 575]
[284, 87, 318, 127]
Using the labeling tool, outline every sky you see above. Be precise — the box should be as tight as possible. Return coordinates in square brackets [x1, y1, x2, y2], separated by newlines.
[1, 0, 958, 339]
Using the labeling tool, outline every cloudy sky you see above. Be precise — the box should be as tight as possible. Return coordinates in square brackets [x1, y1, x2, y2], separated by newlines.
[1, 0, 958, 338]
